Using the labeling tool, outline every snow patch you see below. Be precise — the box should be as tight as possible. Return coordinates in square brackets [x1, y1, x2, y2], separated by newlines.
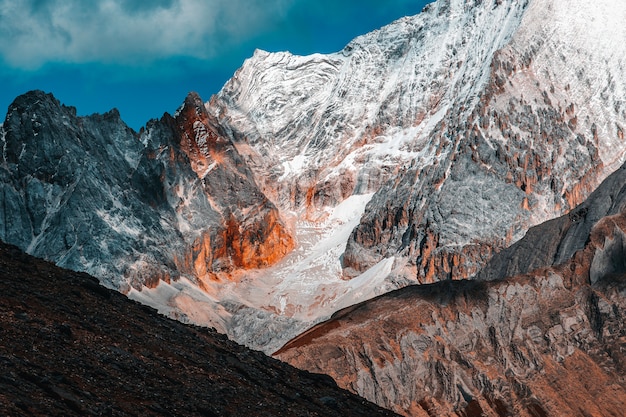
[279, 154, 307, 181]
[128, 277, 230, 333]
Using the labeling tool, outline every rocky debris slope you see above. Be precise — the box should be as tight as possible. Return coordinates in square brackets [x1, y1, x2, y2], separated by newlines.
[276, 162, 626, 416]
[0, 241, 398, 417]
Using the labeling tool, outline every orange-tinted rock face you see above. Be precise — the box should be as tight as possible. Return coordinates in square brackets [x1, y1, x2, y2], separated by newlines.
[171, 92, 294, 280]
[173, 213, 295, 284]
[563, 161, 604, 209]
[175, 92, 231, 178]
[219, 209, 295, 270]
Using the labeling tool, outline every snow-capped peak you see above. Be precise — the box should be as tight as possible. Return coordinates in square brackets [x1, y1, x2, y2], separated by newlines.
[211, 0, 529, 214]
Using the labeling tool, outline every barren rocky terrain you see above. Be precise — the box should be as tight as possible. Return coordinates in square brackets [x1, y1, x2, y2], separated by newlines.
[0, 242, 397, 417]
[277, 163, 626, 416]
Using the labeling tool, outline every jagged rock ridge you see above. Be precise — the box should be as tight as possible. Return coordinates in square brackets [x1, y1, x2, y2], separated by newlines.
[0, 90, 293, 332]
[165, 92, 294, 277]
[275, 161, 626, 416]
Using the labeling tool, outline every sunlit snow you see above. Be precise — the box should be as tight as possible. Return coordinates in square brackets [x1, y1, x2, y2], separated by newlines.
[77, 0, 626, 354]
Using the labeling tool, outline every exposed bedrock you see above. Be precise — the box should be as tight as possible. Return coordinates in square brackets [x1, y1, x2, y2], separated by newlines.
[277, 164, 626, 416]
[0, 90, 293, 292]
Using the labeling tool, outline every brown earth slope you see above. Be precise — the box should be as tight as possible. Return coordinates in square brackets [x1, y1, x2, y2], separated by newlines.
[0, 242, 398, 417]
[276, 164, 626, 416]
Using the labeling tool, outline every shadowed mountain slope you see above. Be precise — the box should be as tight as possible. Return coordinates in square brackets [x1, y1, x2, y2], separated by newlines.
[0, 242, 397, 417]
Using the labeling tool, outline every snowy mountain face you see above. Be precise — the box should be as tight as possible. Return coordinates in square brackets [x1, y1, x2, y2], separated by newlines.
[211, 0, 528, 214]
[343, 0, 626, 284]
[214, 0, 626, 282]
[2, 0, 626, 354]
[205, 0, 626, 348]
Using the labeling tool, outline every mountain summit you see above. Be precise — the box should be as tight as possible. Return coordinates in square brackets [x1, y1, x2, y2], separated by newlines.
[2, 0, 626, 353]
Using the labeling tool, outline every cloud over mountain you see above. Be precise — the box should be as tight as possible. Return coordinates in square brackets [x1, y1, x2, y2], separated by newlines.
[0, 0, 292, 68]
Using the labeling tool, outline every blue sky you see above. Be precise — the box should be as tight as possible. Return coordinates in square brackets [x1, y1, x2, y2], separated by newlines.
[0, 0, 431, 130]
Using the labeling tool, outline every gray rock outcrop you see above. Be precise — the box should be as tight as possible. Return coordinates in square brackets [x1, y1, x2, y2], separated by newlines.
[0, 90, 292, 293]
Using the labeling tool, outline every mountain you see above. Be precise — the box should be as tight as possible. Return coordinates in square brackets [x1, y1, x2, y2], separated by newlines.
[0, 90, 293, 335]
[0, 241, 398, 417]
[211, 0, 626, 286]
[275, 160, 626, 416]
[2, 0, 626, 353]
[209, 0, 626, 347]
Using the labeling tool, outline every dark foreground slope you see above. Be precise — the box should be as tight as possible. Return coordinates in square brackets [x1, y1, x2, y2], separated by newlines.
[0, 242, 397, 417]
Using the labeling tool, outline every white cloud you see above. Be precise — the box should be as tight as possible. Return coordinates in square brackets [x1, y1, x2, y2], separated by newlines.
[0, 0, 294, 69]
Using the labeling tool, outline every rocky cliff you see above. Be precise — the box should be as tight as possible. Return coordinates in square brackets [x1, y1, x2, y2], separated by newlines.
[0, 90, 293, 334]
[171, 92, 294, 274]
[276, 162, 626, 416]
[2, 0, 626, 353]
[212, 0, 626, 289]
[0, 241, 397, 417]
[343, 0, 626, 282]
